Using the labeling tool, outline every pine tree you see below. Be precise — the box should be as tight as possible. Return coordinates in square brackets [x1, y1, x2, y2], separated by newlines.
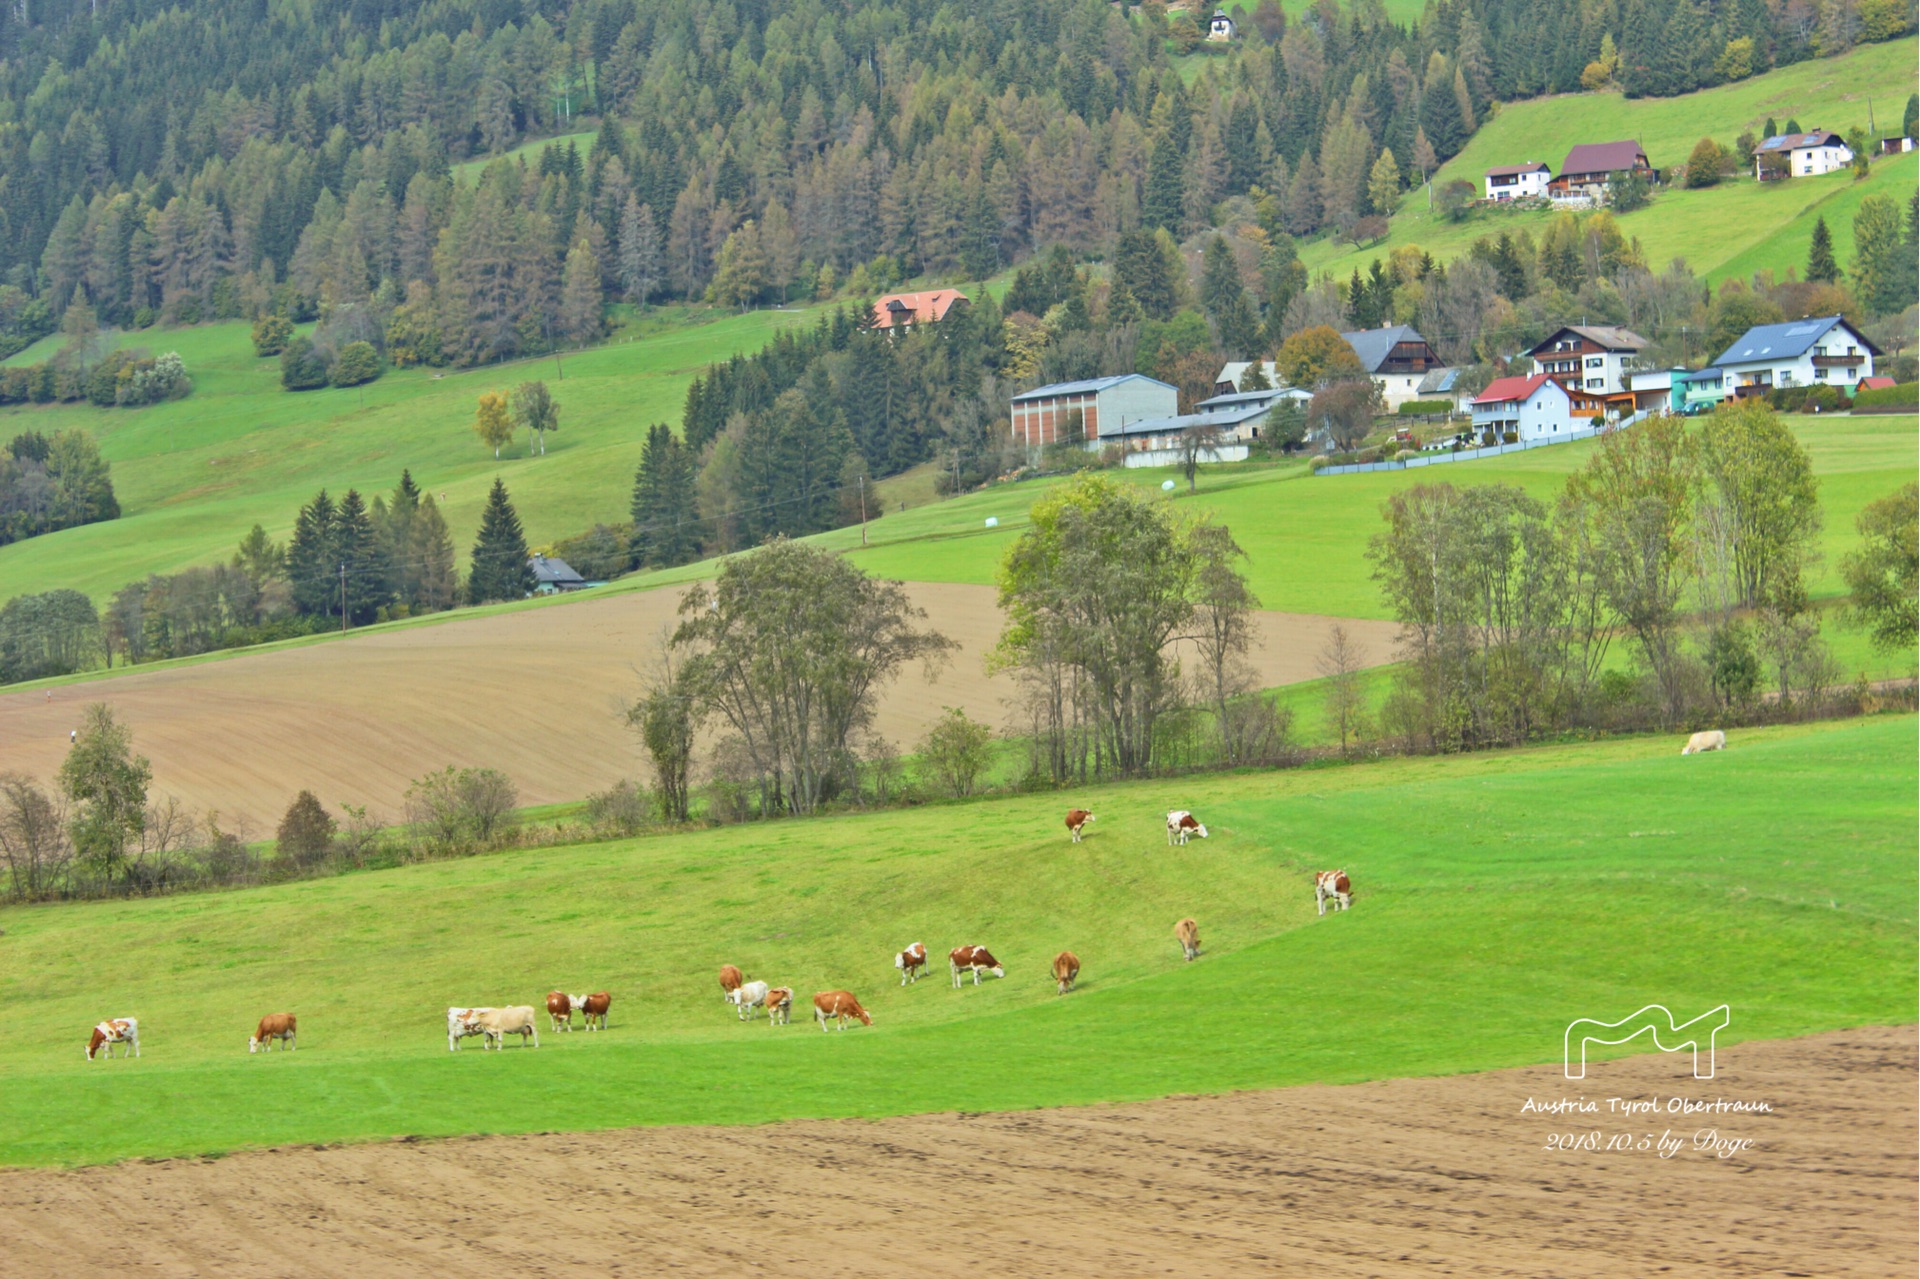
[333, 487, 393, 624]
[1113, 228, 1178, 320]
[1143, 131, 1187, 231]
[1806, 216, 1840, 282]
[381, 470, 422, 607]
[468, 478, 533, 604]
[630, 423, 701, 568]
[286, 489, 338, 617]
[1200, 236, 1244, 318]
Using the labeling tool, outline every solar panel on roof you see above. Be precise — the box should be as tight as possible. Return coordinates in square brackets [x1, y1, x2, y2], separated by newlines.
[1784, 324, 1822, 336]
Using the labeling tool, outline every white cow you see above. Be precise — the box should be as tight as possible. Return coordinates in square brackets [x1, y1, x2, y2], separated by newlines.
[467, 1006, 540, 1050]
[1166, 810, 1209, 845]
[447, 1006, 496, 1051]
[1681, 730, 1726, 755]
[730, 980, 770, 1022]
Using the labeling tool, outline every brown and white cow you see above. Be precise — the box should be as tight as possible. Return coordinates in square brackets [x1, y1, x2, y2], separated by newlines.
[1174, 917, 1200, 962]
[86, 1018, 139, 1060]
[1066, 809, 1095, 842]
[1166, 811, 1209, 845]
[249, 1012, 297, 1054]
[1315, 870, 1353, 915]
[894, 941, 928, 985]
[719, 965, 744, 1002]
[813, 990, 872, 1032]
[764, 987, 793, 1027]
[949, 944, 1005, 987]
[578, 991, 611, 1031]
[546, 991, 575, 1032]
[1052, 951, 1080, 995]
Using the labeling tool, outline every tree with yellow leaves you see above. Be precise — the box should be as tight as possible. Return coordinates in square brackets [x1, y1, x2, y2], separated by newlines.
[472, 391, 513, 459]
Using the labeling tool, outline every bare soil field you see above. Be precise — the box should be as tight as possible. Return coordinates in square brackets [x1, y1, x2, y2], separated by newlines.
[0, 1025, 1910, 1277]
[0, 584, 1398, 829]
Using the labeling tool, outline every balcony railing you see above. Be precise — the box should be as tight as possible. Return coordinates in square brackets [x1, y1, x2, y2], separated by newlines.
[1810, 354, 1863, 367]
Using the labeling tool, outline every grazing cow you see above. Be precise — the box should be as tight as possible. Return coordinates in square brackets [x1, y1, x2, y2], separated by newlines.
[248, 1013, 297, 1054]
[546, 991, 574, 1032]
[466, 1006, 540, 1050]
[447, 1007, 496, 1051]
[85, 1018, 139, 1060]
[1166, 811, 1209, 845]
[579, 991, 611, 1031]
[1066, 809, 1095, 843]
[949, 944, 1005, 987]
[1315, 870, 1353, 915]
[730, 980, 770, 1021]
[1174, 917, 1200, 962]
[719, 965, 744, 1002]
[813, 991, 873, 1032]
[1052, 951, 1080, 995]
[894, 941, 928, 985]
[765, 987, 793, 1027]
[1681, 729, 1727, 756]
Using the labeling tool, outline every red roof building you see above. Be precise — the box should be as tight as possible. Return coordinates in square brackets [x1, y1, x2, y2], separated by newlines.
[871, 289, 969, 331]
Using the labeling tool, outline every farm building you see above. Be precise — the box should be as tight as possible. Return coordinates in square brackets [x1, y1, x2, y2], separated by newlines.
[529, 554, 587, 594]
[1470, 373, 1579, 443]
[1711, 315, 1879, 397]
[1010, 374, 1178, 450]
[1484, 161, 1551, 201]
[871, 289, 968, 332]
[1549, 141, 1655, 204]
[1341, 324, 1442, 410]
[1753, 130, 1853, 180]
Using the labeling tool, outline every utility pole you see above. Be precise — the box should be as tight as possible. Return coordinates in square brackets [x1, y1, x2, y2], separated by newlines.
[339, 563, 348, 634]
[858, 474, 868, 546]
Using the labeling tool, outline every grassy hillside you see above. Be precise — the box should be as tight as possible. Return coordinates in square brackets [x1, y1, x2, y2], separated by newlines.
[1302, 38, 1920, 283]
[0, 713, 1909, 1167]
[0, 304, 821, 605]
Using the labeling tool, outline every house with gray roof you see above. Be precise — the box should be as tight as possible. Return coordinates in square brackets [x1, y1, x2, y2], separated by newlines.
[1711, 315, 1879, 398]
[1527, 325, 1651, 405]
[529, 554, 588, 594]
[1010, 373, 1179, 451]
[1340, 324, 1442, 409]
[1753, 130, 1852, 180]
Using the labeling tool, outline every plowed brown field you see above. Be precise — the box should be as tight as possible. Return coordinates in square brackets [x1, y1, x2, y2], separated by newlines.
[0, 1025, 1911, 1277]
[0, 583, 1399, 828]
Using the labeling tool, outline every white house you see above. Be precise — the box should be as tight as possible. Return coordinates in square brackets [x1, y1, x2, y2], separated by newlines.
[1010, 374, 1179, 451]
[1710, 315, 1879, 398]
[1206, 9, 1235, 40]
[1470, 373, 1578, 443]
[1483, 162, 1551, 201]
[1753, 130, 1853, 180]
[1527, 324, 1650, 397]
[1342, 324, 1443, 411]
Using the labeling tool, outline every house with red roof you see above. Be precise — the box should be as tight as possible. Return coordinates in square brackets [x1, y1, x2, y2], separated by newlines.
[871, 289, 969, 332]
[1549, 141, 1655, 205]
[1470, 372, 1579, 444]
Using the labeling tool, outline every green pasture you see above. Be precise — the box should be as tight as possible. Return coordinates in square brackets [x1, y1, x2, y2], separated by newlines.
[0, 304, 821, 605]
[0, 713, 1909, 1167]
[1302, 38, 1920, 284]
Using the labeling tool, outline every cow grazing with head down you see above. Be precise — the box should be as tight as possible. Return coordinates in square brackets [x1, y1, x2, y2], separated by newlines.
[86, 1018, 139, 1060]
[813, 991, 873, 1032]
[578, 992, 611, 1031]
[949, 944, 1005, 987]
[466, 1006, 540, 1050]
[249, 1013, 297, 1054]
[1175, 918, 1200, 962]
[1315, 870, 1353, 915]
[1681, 730, 1727, 755]
[894, 942, 928, 985]
[1166, 811, 1208, 845]
[719, 965, 744, 1002]
[764, 987, 792, 1026]
[447, 1007, 496, 1051]
[546, 991, 575, 1032]
[1066, 809, 1095, 842]
[1052, 951, 1080, 995]
[730, 980, 770, 1021]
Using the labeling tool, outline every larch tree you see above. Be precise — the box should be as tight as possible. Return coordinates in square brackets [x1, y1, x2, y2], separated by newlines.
[558, 235, 604, 343]
[617, 197, 661, 307]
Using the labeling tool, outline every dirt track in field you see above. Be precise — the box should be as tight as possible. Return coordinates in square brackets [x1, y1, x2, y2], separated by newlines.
[0, 583, 1399, 829]
[0, 1025, 1911, 1277]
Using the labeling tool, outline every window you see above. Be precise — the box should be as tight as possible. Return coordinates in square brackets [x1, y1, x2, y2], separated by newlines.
[1814, 367, 1827, 380]
[1586, 357, 1603, 368]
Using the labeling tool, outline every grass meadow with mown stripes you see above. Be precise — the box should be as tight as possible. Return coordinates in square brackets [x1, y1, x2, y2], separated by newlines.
[0, 713, 1910, 1167]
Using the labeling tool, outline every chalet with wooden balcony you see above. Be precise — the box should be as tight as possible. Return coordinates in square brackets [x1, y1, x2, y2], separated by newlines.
[1711, 315, 1880, 398]
[1340, 324, 1441, 409]
[1527, 324, 1650, 420]
[1548, 140, 1656, 204]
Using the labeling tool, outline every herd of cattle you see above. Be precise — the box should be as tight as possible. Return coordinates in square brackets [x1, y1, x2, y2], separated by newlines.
[83, 805, 1357, 1061]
